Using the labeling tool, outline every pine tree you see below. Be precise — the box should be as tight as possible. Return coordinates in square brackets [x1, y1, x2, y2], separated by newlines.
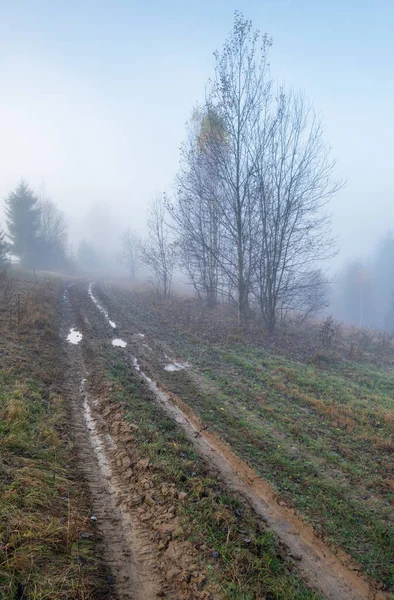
[0, 229, 9, 267]
[5, 181, 41, 268]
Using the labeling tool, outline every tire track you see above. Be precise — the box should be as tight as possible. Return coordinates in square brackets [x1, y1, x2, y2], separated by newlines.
[61, 284, 172, 600]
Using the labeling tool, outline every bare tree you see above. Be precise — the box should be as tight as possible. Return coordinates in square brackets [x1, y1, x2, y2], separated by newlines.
[39, 199, 67, 247]
[173, 13, 340, 331]
[141, 195, 176, 297]
[252, 91, 340, 331]
[37, 198, 69, 270]
[204, 13, 272, 323]
[119, 228, 139, 278]
[172, 107, 224, 306]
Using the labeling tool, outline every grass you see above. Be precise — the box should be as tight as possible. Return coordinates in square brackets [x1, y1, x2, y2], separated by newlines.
[103, 284, 394, 592]
[105, 355, 320, 600]
[0, 271, 112, 600]
[0, 375, 104, 599]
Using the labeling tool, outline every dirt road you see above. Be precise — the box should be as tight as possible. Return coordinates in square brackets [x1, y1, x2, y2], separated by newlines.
[60, 280, 390, 600]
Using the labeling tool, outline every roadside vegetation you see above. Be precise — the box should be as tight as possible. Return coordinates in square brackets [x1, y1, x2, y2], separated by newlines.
[102, 283, 394, 593]
[0, 270, 112, 600]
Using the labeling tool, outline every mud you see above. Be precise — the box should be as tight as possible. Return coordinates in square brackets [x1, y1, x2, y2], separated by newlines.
[61, 282, 216, 600]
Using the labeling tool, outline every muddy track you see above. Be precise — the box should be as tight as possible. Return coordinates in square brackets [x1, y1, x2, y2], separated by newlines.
[63, 281, 391, 600]
[61, 284, 180, 600]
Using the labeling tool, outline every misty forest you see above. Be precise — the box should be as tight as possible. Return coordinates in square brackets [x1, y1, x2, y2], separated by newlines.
[1, 10, 393, 600]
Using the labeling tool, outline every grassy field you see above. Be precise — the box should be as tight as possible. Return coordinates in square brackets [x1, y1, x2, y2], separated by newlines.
[0, 271, 112, 600]
[105, 285, 394, 593]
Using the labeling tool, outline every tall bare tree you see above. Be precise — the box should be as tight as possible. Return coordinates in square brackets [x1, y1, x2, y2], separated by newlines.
[172, 107, 224, 306]
[119, 228, 139, 278]
[141, 195, 176, 297]
[204, 13, 272, 323]
[37, 198, 69, 271]
[252, 91, 339, 331]
[172, 14, 340, 331]
[39, 199, 67, 247]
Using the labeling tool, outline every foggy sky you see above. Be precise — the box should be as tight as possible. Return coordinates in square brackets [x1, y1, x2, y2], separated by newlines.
[0, 0, 393, 265]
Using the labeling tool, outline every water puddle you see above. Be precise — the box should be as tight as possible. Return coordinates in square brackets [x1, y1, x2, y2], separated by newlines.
[131, 358, 189, 426]
[164, 362, 190, 372]
[63, 282, 75, 301]
[88, 282, 116, 328]
[67, 328, 83, 344]
[112, 338, 127, 348]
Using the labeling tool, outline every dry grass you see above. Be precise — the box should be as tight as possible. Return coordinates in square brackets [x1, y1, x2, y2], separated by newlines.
[0, 270, 113, 600]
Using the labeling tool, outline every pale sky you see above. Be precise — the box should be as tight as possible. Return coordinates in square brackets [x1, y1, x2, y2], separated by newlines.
[0, 0, 393, 264]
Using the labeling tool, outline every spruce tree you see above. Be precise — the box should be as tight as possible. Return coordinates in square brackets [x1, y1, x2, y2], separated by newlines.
[0, 229, 9, 267]
[5, 181, 41, 268]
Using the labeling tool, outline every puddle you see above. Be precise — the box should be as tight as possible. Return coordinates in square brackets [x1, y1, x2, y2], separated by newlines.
[63, 282, 75, 301]
[112, 338, 127, 348]
[67, 328, 83, 344]
[88, 282, 116, 328]
[164, 362, 190, 372]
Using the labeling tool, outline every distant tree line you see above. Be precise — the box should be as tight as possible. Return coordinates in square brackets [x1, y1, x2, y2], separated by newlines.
[333, 232, 394, 332]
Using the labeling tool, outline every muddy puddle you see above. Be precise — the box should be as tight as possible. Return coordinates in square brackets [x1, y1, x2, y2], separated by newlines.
[67, 327, 83, 344]
[88, 282, 116, 328]
[112, 338, 127, 348]
[164, 362, 190, 372]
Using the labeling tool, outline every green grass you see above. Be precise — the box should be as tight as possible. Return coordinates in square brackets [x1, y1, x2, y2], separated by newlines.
[106, 356, 320, 600]
[162, 348, 394, 590]
[104, 286, 394, 592]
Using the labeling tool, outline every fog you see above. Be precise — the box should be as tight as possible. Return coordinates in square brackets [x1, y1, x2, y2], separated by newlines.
[1, 1, 394, 328]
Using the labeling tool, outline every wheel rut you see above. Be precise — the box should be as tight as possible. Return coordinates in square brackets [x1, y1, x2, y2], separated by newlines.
[61, 284, 178, 600]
